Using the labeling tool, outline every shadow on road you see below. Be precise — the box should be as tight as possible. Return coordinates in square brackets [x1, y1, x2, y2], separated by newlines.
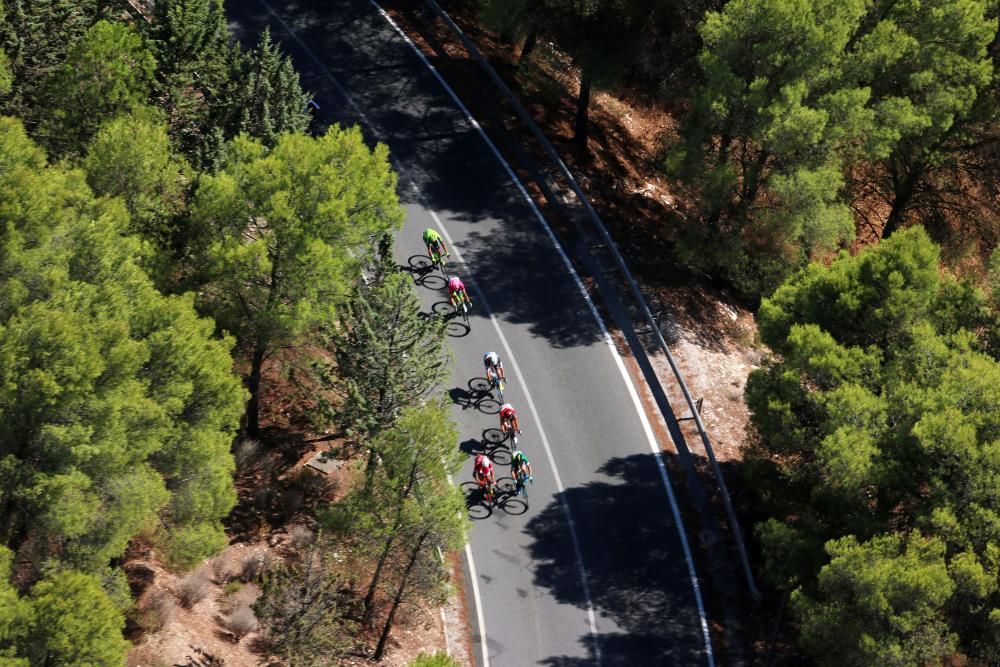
[230, 0, 604, 350]
[526, 453, 708, 665]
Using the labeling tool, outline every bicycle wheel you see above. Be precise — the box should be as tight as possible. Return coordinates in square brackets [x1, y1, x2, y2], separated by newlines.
[461, 300, 470, 326]
[493, 377, 505, 404]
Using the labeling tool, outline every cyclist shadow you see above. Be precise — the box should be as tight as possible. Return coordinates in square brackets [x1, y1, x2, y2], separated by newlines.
[405, 254, 447, 290]
[432, 301, 470, 337]
[468, 377, 502, 414]
[458, 432, 511, 464]
[482, 429, 513, 464]
[462, 478, 528, 519]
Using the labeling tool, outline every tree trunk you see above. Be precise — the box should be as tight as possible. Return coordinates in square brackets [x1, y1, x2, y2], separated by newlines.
[245, 344, 266, 437]
[518, 26, 538, 66]
[881, 160, 925, 239]
[574, 67, 592, 149]
[374, 531, 428, 661]
[362, 533, 395, 627]
[363, 457, 419, 625]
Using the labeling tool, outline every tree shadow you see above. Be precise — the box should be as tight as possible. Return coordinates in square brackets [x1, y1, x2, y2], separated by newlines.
[229, 0, 605, 350]
[526, 453, 709, 664]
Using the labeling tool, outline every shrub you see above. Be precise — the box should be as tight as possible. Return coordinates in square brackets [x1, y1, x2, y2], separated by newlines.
[408, 652, 461, 667]
[225, 605, 258, 639]
[240, 551, 276, 582]
[210, 555, 236, 585]
[178, 571, 212, 608]
[139, 589, 175, 632]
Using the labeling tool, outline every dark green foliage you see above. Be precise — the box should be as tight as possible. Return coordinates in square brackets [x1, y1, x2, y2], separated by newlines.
[0, 117, 244, 574]
[191, 126, 404, 435]
[151, 0, 229, 76]
[34, 20, 157, 157]
[253, 540, 355, 664]
[670, 0, 996, 298]
[0, 0, 105, 123]
[746, 227, 1000, 662]
[222, 27, 310, 147]
[324, 268, 450, 441]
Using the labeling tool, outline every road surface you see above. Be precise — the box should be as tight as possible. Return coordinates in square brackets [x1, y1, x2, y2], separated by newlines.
[228, 1, 713, 664]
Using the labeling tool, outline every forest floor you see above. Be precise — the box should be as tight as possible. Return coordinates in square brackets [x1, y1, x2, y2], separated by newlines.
[125, 392, 463, 666]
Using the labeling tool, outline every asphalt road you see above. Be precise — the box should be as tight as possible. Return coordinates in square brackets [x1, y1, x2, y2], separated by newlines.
[228, 1, 712, 664]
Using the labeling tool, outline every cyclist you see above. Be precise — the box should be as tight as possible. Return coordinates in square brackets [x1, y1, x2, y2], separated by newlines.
[499, 403, 521, 440]
[483, 351, 506, 384]
[423, 228, 448, 262]
[510, 449, 533, 492]
[448, 276, 471, 309]
[473, 454, 495, 492]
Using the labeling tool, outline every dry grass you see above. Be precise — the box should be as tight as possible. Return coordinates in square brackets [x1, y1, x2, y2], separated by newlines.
[177, 571, 212, 609]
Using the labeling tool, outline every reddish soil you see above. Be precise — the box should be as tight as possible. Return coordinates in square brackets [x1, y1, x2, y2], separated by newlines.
[125, 358, 462, 666]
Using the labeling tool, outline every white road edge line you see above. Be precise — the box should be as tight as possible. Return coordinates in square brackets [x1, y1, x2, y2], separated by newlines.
[371, 4, 715, 665]
[252, 4, 496, 665]
[254, 0, 713, 664]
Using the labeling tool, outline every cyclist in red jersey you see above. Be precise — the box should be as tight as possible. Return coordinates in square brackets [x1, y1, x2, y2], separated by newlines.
[499, 403, 521, 440]
[473, 454, 495, 487]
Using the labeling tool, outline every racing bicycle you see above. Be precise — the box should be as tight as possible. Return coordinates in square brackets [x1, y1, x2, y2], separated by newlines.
[488, 371, 506, 404]
[479, 477, 499, 508]
[430, 248, 450, 279]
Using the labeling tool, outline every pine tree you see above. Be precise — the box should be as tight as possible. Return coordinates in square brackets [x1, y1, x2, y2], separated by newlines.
[22, 570, 129, 666]
[35, 19, 157, 157]
[323, 402, 463, 629]
[83, 105, 190, 253]
[0, 117, 244, 573]
[191, 126, 404, 436]
[746, 227, 1000, 661]
[253, 538, 355, 663]
[323, 268, 449, 448]
[223, 26, 310, 146]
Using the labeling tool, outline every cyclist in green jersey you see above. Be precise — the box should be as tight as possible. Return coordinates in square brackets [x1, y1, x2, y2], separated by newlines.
[510, 449, 533, 492]
[423, 228, 448, 261]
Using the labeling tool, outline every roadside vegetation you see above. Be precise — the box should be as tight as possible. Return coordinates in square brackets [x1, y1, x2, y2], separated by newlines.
[0, 0, 461, 663]
[2, 0, 1000, 664]
[467, 0, 1000, 663]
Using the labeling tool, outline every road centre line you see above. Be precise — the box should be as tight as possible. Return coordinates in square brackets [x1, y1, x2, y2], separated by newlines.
[252, 0, 712, 663]
[373, 3, 714, 664]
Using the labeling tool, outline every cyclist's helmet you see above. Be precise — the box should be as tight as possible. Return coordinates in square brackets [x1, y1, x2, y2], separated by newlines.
[447, 276, 464, 292]
[422, 228, 440, 244]
[500, 403, 516, 420]
[474, 454, 491, 473]
[512, 450, 527, 465]
[483, 351, 499, 367]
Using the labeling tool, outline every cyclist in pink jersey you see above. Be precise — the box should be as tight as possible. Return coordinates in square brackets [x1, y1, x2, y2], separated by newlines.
[448, 276, 471, 308]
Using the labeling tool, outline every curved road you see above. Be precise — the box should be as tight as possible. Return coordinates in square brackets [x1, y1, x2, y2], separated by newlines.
[229, 1, 713, 664]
